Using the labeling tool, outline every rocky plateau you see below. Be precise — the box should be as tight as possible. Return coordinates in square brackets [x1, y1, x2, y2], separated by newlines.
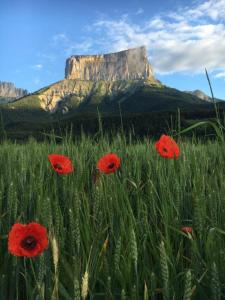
[38, 46, 161, 112]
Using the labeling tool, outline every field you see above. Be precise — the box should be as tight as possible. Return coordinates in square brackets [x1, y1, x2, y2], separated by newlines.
[0, 126, 224, 300]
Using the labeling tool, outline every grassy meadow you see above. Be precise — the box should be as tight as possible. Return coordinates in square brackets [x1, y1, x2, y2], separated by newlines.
[0, 126, 225, 300]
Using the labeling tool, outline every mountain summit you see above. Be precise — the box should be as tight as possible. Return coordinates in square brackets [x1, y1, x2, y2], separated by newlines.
[0, 81, 28, 103]
[65, 46, 155, 81]
[184, 90, 223, 102]
[37, 46, 160, 112]
[2, 46, 221, 126]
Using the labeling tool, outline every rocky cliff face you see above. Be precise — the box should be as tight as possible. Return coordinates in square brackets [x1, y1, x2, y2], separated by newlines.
[39, 80, 94, 112]
[65, 46, 154, 81]
[38, 78, 162, 113]
[0, 81, 28, 99]
[36, 46, 160, 113]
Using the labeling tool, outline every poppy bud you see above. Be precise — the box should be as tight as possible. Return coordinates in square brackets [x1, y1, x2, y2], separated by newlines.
[181, 226, 193, 234]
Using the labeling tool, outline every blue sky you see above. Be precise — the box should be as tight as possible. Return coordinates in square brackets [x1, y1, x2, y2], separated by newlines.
[1, 0, 225, 99]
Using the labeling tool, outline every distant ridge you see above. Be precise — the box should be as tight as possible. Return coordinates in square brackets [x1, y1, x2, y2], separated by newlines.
[184, 89, 224, 103]
[2, 46, 224, 125]
[0, 81, 28, 103]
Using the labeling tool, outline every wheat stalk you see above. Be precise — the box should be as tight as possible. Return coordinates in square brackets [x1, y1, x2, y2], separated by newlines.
[130, 228, 138, 275]
[73, 277, 80, 300]
[211, 262, 221, 300]
[159, 241, 169, 300]
[51, 234, 59, 300]
[183, 270, 192, 300]
[74, 191, 81, 254]
[193, 196, 203, 237]
[144, 281, 149, 300]
[114, 236, 121, 273]
[81, 270, 89, 300]
[121, 288, 126, 300]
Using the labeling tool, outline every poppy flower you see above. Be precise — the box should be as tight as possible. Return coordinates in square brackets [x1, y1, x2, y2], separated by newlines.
[155, 134, 180, 159]
[97, 153, 121, 174]
[181, 226, 193, 234]
[8, 222, 48, 257]
[48, 154, 74, 174]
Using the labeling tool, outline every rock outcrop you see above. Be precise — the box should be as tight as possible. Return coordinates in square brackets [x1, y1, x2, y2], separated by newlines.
[36, 46, 160, 113]
[0, 81, 28, 100]
[65, 46, 154, 81]
[39, 80, 94, 112]
[184, 90, 223, 102]
[38, 79, 158, 113]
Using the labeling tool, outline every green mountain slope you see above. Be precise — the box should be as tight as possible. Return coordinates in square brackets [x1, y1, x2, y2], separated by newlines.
[0, 79, 223, 126]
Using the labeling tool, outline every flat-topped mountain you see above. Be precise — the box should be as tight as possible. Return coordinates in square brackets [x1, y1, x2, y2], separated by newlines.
[36, 46, 160, 112]
[1, 46, 224, 131]
[0, 81, 28, 103]
[65, 46, 155, 81]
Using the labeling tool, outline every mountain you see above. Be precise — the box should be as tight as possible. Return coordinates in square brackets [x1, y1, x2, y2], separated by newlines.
[184, 89, 223, 103]
[1, 78, 220, 124]
[65, 46, 155, 81]
[1, 46, 224, 128]
[0, 81, 28, 104]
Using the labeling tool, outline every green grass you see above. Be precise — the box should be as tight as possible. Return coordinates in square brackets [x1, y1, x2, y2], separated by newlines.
[0, 70, 224, 299]
[0, 130, 225, 299]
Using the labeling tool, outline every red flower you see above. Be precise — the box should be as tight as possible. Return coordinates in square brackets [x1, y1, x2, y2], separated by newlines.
[48, 154, 74, 174]
[181, 226, 193, 234]
[97, 153, 121, 174]
[155, 134, 180, 159]
[8, 222, 48, 257]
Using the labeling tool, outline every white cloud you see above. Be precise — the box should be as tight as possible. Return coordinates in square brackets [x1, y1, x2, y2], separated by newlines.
[38, 53, 57, 63]
[32, 64, 43, 70]
[91, 0, 225, 75]
[168, 0, 225, 22]
[38, 1, 225, 79]
[64, 39, 93, 56]
[136, 8, 144, 15]
[52, 33, 69, 45]
[49, 32, 93, 56]
[214, 72, 225, 78]
[145, 17, 165, 29]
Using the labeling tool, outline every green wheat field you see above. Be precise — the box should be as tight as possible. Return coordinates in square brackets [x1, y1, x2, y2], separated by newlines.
[0, 122, 225, 300]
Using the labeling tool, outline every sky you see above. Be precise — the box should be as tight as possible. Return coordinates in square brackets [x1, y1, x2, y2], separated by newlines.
[0, 0, 225, 99]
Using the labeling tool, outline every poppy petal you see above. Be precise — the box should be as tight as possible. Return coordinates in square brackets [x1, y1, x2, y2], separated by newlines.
[8, 222, 48, 257]
[97, 153, 121, 174]
[155, 135, 180, 159]
[48, 154, 74, 174]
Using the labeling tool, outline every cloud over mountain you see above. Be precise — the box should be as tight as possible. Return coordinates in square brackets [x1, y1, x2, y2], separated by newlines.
[90, 0, 225, 77]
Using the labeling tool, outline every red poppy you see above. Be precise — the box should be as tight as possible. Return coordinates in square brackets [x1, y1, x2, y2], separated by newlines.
[8, 222, 48, 257]
[97, 153, 121, 174]
[181, 226, 193, 234]
[155, 134, 180, 159]
[48, 154, 74, 174]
